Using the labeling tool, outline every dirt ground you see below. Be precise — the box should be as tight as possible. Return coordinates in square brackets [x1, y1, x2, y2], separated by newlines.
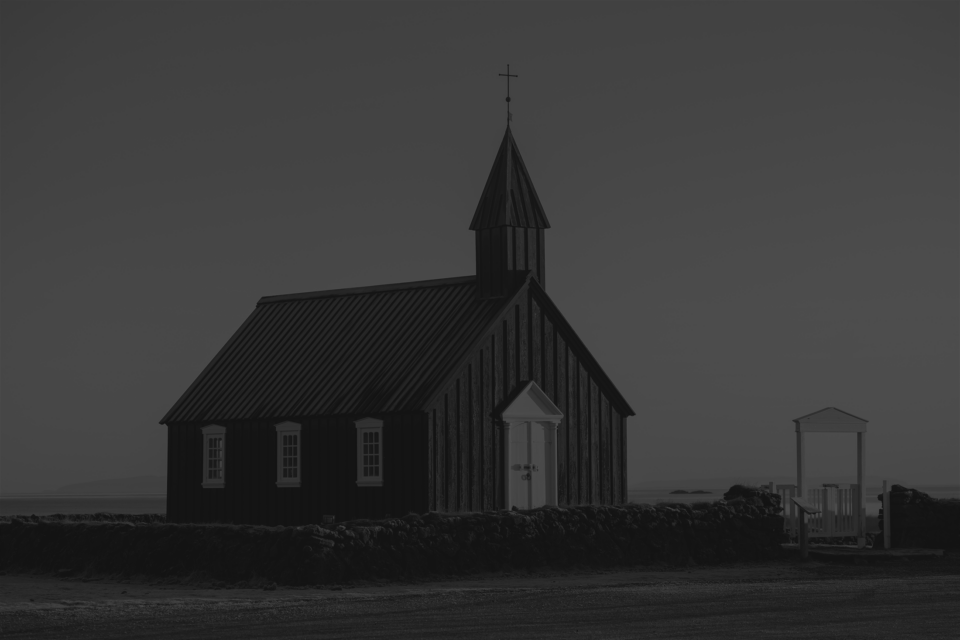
[2, 557, 959, 639]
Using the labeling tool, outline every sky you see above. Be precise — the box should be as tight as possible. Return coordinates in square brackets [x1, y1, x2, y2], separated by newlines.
[2, 2, 957, 493]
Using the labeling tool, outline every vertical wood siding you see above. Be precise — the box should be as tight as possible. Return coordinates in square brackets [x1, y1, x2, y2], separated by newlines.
[556, 335, 568, 505]
[457, 380, 471, 511]
[590, 379, 600, 504]
[518, 295, 528, 383]
[611, 404, 620, 503]
[470, 358, 481, 509]
[482, 342, 494, 510]
[600, 394, 610, 504]
[424, 284, 630, 511]
[492, 328, 503, 509]
[166, 412, 428, 525]
[436, 401, 446, 511]
[620, 412, 628, 501]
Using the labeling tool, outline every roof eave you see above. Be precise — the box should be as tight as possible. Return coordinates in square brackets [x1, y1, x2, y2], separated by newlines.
[527, 279, 635, 417]
[159, 307, 261, 425]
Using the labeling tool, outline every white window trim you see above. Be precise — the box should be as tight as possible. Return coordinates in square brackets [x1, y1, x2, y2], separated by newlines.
[275, 421, 302, 488]
[201, 424, 226, 489]
[354, 417, 383, 487]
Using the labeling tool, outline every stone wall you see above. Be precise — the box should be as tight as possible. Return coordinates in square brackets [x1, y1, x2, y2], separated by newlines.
[0, 487, 787, 586]
[876, 485, 960, 550]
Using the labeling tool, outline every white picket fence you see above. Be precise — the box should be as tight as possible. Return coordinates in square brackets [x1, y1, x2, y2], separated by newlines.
[770, 482, 862, 540]
[774, 483, 800, 538]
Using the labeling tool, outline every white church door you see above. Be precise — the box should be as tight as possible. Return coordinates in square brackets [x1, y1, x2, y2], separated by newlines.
[501, 381, 563, 511]
[509, 421, 548, 509]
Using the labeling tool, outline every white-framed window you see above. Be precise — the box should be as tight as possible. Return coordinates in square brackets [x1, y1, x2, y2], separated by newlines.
[201, 424, 226, 488]
[275, 421, 302, 487]
[354, 417, 383, 487]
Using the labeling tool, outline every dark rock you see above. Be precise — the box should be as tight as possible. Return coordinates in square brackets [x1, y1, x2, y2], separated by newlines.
[723, 485, 763, 501]
[880, 487, 960, 550]
[0, 498, 792, 586]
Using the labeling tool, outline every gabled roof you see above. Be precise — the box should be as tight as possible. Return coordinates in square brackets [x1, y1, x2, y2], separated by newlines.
[469, 125, 550, 230]
[160, 276, 517, 423]
[423, 276, 635, 418]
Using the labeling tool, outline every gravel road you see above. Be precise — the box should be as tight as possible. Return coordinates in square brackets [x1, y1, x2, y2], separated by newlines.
[2, 560, 958, 639]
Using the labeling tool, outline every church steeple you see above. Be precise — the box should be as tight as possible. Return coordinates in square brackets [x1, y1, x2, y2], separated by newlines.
[471, 125, 550, 299]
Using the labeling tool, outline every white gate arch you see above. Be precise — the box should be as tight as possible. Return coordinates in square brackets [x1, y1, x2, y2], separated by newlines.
[793, 407, 869, 548]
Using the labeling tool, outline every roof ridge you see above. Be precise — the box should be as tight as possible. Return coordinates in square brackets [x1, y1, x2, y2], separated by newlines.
[526, 279, 635, 417]
[257, 275, 476, 306]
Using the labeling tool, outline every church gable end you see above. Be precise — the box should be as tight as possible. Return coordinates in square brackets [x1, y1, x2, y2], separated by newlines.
[424, 276, 634, 513]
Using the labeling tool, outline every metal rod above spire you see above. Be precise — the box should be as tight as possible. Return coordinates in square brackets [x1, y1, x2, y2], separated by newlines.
[499, 64, 518, 123]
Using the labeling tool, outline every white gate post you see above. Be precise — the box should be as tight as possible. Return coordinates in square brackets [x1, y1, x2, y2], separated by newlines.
[824, 487, 834, 537]
[796, 431, 806, 506]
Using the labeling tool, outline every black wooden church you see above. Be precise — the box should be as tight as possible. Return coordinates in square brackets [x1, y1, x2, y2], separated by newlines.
[161, 124, 634, 525]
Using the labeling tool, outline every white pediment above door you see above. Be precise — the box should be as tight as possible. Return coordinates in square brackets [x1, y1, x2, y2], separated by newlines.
[500, 381, 563, 422]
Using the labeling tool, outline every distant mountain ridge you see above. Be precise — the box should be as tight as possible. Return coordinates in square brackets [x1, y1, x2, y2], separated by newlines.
[43, 475, 166, 495]
[629, 475, 914, 491]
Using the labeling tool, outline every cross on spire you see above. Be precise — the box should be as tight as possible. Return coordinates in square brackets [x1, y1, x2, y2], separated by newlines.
[499, 64, 518, 123]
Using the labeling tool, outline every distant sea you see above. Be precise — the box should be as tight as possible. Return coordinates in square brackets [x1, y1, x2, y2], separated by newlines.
[2, 486, 956, 518]
[0, 495, 166, 517]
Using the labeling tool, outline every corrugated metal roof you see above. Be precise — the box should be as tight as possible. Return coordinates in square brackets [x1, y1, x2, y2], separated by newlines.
[160, 276, 510, 423]
[469, 125, 550, 230]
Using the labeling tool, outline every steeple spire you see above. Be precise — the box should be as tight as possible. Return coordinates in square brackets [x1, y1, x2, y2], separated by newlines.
[470, 126, 550, 230]
[471, 126, 550, 299]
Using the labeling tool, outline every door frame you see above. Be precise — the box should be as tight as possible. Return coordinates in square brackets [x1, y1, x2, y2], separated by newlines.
[499, 381, 564, 510]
